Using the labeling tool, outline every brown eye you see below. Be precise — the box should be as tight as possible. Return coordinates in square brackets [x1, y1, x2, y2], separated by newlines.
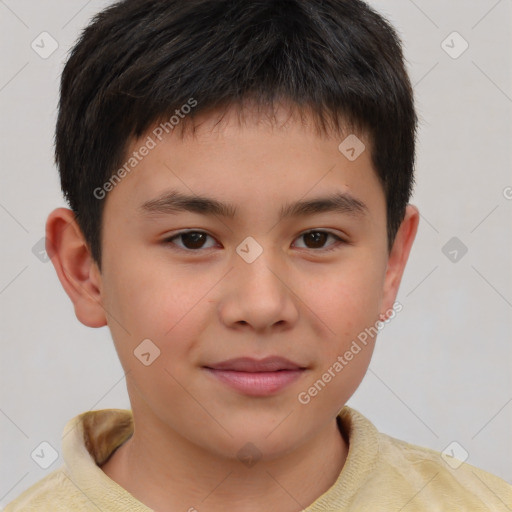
[181, 232, 207, 249]
[294, 230, 343, 251]
[166, 231, 217, 251]
[303, 231, 328, 248]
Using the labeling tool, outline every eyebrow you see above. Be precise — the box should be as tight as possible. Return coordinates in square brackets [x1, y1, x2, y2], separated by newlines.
[140, 190, 368, 220]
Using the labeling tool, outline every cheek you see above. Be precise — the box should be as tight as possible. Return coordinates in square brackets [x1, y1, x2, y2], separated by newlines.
[103, 247, 198, 334]
[299, 256, 386, 351]
[292, 258, 384, 416]
[101, 253, 216, 375]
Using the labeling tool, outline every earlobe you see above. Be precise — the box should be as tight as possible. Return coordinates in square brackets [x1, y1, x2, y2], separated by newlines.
[46, 208, 107, 328]
[381, 204, 420, 314]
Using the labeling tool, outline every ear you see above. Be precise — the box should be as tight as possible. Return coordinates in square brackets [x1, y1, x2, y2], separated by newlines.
[46, 208, 107, 328]
[381, 204, 419, 316]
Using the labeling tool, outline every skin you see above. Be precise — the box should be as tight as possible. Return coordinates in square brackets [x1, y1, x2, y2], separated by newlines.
[47, 104, 418, 512]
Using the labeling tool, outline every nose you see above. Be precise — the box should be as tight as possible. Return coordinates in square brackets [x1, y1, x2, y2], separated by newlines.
[217, 249, 300, 333]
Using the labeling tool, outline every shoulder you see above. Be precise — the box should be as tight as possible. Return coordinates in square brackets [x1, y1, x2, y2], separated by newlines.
[336, 407, 511, 511]
[4, 467, 92, 511]
[372, 432, 512, 511]
[4, 409, 136, 512]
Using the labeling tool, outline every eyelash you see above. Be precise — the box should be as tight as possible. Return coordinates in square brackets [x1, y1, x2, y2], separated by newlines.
[163, 230, 346, 253]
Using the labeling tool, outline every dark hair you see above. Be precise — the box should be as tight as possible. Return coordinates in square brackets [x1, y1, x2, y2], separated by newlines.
[56, 0, 416, 265]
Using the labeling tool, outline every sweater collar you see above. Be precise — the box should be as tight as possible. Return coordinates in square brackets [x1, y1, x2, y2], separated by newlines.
[62, 405, 379, 510]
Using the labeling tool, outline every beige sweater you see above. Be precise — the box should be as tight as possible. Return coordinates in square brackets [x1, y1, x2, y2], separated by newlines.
[6, 407, 512, 511]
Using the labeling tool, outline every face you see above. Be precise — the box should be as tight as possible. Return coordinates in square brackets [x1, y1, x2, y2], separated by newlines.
[90, 105, 404, 459]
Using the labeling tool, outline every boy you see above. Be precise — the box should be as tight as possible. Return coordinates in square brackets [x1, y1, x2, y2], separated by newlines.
[6, 0, 511, 510]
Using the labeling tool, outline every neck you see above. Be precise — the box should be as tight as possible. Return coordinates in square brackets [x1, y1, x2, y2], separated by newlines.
[102, 410, 348, 512]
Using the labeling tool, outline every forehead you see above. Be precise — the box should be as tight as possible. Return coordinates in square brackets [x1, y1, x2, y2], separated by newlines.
[105, 103, 383, 219]
[127, 100, 370, 163]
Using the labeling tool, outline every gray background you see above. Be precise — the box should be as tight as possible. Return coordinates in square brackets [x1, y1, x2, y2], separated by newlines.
[1, 0, 511, 506]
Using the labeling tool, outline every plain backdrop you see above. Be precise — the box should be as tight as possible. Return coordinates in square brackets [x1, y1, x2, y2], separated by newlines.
[1, 0, 511, 505]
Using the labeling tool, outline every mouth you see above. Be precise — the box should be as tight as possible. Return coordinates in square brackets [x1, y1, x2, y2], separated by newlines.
[203, 356, 307, 396]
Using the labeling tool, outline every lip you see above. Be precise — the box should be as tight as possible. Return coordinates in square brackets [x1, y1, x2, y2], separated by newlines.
[206, 356, 304, 372]
[204, 357, 307, 396]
